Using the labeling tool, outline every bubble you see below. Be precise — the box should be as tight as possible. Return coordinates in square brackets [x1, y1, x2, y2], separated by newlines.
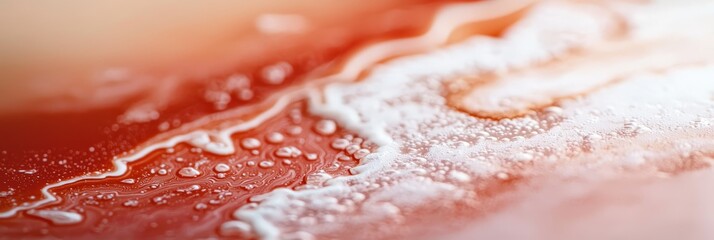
[157, 169, 168, 176]
[314, 119, 337, 135]
[178, 167, 201, 178]
[214, 163, 230, 173]
[266, 132, 285, 144]
[512, 152, 534, 161]
[305, 153, 318, 161]
[240, 138, 262, 149]
[448, 170, 471, 182]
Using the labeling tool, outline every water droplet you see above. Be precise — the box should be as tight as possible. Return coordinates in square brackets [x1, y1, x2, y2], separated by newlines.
[123, 200, 139, 207]
[237, 89, 254, 101]
[353, 149, 370, 160]
[214, 163, 230, 173]
[260, 61, 292, 85]
[240, 138, 261, 149]
[178, 167, 201, 178]
[314, 119, 337, 135]
[259, 160, 275, 168]
[275, 146, 302, 158]
[266, 132, 285, 144]
[28, 210, 83, 225]
[121, 179, 135, 184]
[345, 145, 360, 155]
[287, 126, 303, 135]
[331, 139, 350, 150]
[195, 203, 208, 210]
[306, 172, 332, 186]
[305, 153, 318, 161]
[157, 169, 168, 176]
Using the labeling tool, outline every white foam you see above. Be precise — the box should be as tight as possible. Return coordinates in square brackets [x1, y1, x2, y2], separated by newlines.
[228, 1, 714, 239]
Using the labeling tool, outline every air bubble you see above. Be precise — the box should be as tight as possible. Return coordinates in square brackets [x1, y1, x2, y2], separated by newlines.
[448, 170, 471, 182]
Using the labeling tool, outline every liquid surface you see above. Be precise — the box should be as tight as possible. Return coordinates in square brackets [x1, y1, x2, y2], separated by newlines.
[3, 0, 714, 239]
